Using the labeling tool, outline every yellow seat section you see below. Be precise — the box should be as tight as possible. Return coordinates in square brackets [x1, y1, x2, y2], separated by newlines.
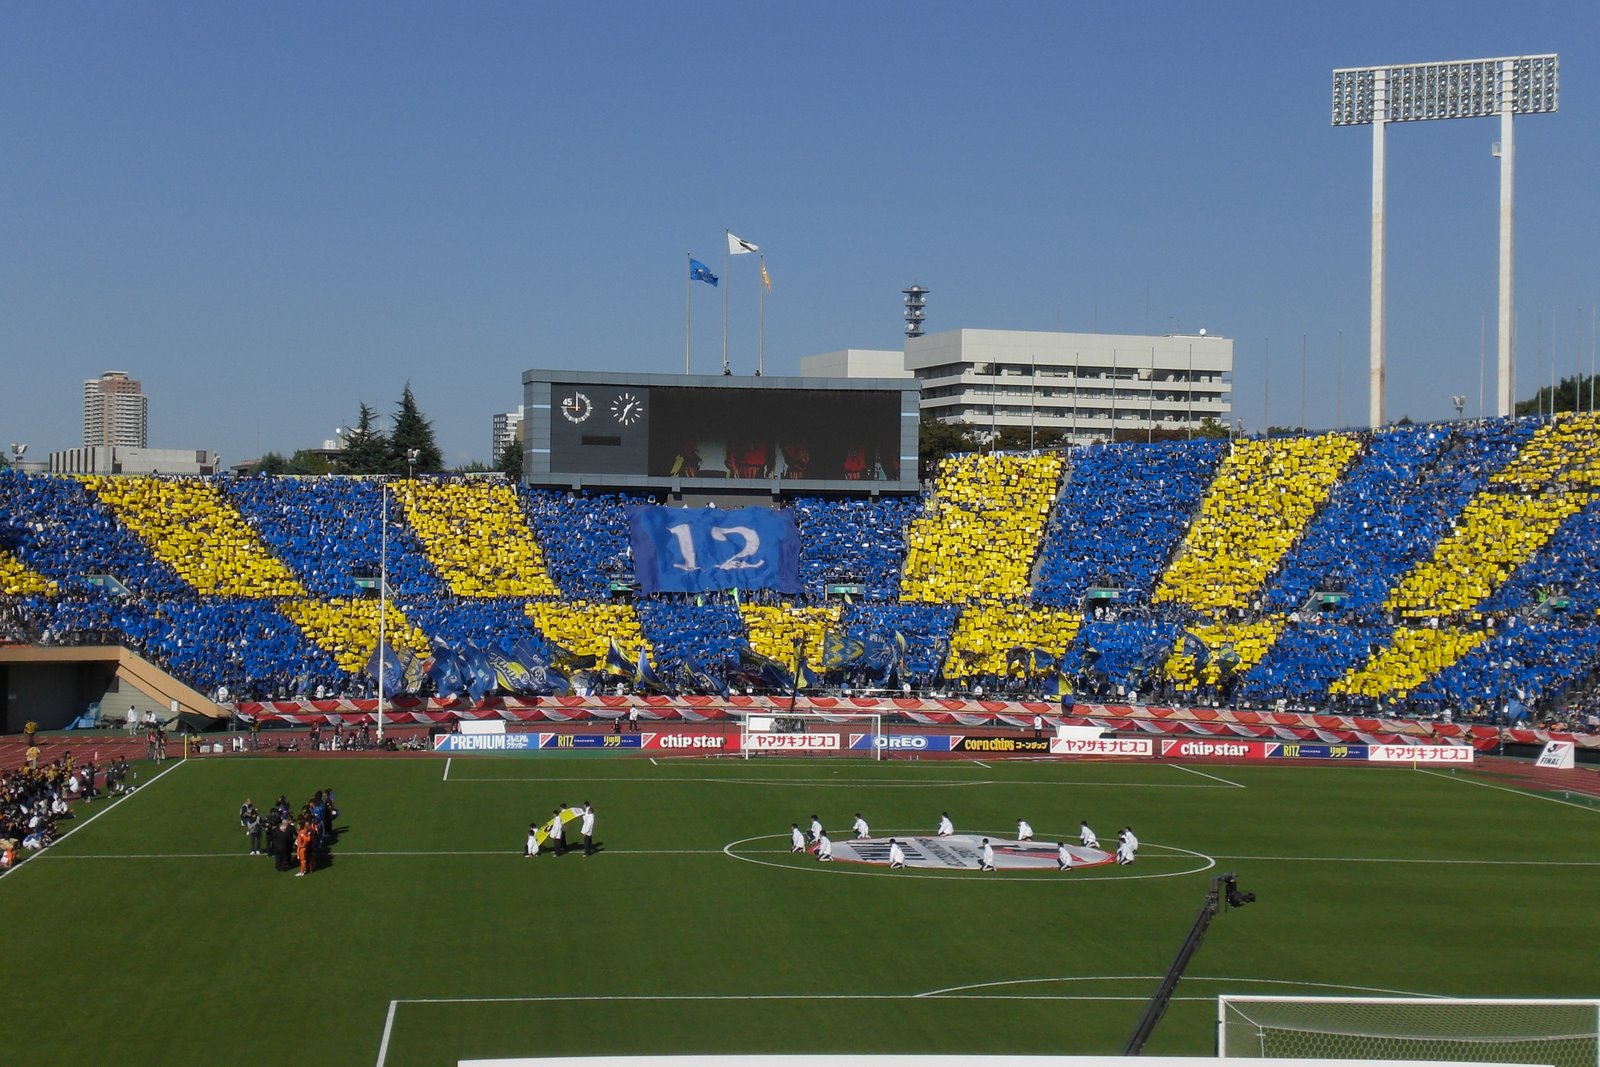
[280, 597, 431, 675]
[739, 605, 841, 667]
[1385, 416, 1600, 619]
[84, 475, 304, 597]
[1488, 412, 1600, 488]
[397, 480, 557, 598]
[526, 601, 648, 663]
[900, 453, 1063, 604]
[1154, 434, 1362, 612]
[944, 605, 1081, 678]
[1164, 617, 1285, 691]
[1, 549, 57, 596]
[1329, 626, 1487, 700]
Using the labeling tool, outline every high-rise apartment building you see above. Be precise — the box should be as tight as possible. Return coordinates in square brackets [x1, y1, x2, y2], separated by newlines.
[492, 407, 525, 461]
[83, 371, 148, 448]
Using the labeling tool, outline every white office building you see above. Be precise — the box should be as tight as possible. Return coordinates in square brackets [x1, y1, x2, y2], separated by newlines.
[804, 328, 1232, 444]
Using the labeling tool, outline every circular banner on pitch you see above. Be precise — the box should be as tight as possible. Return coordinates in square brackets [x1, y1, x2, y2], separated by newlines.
[826, 834, 1113, 871]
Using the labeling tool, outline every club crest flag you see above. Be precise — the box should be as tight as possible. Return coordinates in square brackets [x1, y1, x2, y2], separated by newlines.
[628, 505, 800, 596]
[727, 232, 759, 254]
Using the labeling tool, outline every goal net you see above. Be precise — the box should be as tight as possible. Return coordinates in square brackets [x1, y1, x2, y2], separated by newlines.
[739, 710, 884, 760]
[1218, 997, 1600, 1067]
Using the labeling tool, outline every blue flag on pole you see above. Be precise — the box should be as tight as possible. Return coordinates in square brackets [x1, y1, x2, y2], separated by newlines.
[689, 258, 719, 286]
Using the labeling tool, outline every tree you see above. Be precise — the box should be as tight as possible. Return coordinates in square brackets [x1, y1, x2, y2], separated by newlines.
[1516, 374, 1596, 417]
[1194, 417, 1231, 439]
[286, 449, 330, 475]
[390, 382, 443, 473]
[338, 402, 392, 475]
[918, 415, 977, 477]
[496, 437, 524, 481]
[255, 452, 289, 475]
[992, 425, 1068, 452]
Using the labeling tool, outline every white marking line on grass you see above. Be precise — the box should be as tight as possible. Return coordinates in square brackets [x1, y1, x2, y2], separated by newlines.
[374, 976, 1446, 1067]
[1417, 767, 1600, 813]
[46, 848, 720, 860]
[447, 774, 1226, 790]
[1169, 762, 1246, 788]
[0, 758, 189, 883]
[442, 758, 451, 782]
[971, 760, 992, 769]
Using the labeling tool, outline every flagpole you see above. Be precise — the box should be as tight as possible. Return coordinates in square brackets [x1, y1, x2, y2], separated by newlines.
[758, 255, 766, 376]
[722, 231, 731, 375]
[377, 475, 387, 742]
[685, 252, 692, 374]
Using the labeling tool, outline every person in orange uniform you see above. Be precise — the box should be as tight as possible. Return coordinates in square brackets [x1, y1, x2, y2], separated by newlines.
[295, 820, 315, 877]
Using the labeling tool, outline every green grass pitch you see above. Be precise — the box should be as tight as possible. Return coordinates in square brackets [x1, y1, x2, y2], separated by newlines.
[5, 754, 1597, 1066]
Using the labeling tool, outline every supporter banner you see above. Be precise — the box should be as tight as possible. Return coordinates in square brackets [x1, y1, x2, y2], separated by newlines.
[640, 731, 739, 753]
[952, 736, 1052, 754]
[628, 506, 800, 595]
[1267, 742, 1368, 760]
[1159, 739, 1271, 760]
[847, 733, 958, 752]
[1050, 737, 1154, 757]
[747, 733, 840, 752]
[1366, 744, 1474, 764]
[538, 733, 642, 750]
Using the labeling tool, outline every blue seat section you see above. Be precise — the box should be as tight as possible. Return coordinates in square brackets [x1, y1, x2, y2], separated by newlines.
[840, 603, 957, 678]
[1265, 419, 1533, 615]
[0, 468, 185, 594]
[1065, 617, 1181, 693]
[402, 598, 554, 657]
[1480, 495, 1600, 616]
[1032, 438, 1226, 606]
[636, 601, 745, 677]
[1413, 620, 1600, 710]
[1234, 624, 1378, 705]
[521, 489, 640, 601]
[20, 594, 345, 699]
[792, 495, 921, 601]
[224, 476, 447, 598]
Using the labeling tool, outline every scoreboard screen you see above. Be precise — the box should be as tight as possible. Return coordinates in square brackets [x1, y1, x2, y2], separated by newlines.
[523, 370, 919, 492]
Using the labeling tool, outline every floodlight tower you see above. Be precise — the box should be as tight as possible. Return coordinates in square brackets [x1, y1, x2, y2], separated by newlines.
[1332, 55, 1559, 426]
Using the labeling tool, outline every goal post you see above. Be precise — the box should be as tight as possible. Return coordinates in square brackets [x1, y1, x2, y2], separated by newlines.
[1217, 996, 1600, 1067]
[739, 710, 885, 760]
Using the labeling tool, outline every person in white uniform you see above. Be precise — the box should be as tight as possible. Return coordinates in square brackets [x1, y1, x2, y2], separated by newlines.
[790, 823, 806, 853]
[1079, 820, 1098, 848]
[1057, 840, 1073, 871]
[936, 812, 954, 837]
[580, 802, 596, 856]
[851, 813, 870, 839]
[1016, 819, 1033, 841]
[979, 838, 996, 872]
[809, 815, 823, 844]
[525, 821, 540, 858]
[816, 833, 834, 861]
[887, 839, 906, 869]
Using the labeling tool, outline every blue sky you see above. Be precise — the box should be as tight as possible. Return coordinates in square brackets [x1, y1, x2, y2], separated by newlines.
[3, 2, 1597, 465]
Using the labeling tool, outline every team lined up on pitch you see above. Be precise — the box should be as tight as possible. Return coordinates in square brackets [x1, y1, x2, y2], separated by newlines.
[789, 810, 1140, 871]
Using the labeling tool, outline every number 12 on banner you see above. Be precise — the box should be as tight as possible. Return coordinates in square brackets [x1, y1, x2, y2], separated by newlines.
[667, 523, 764, 572]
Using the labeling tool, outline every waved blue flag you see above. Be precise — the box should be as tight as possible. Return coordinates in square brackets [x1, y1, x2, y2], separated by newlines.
[689, 258, 718, 286]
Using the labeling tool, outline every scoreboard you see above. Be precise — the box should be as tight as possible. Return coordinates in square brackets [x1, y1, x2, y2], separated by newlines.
[521, 370, 921, 493]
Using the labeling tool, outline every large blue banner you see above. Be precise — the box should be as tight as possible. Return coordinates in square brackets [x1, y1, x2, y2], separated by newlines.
[628, 506, 800, 595]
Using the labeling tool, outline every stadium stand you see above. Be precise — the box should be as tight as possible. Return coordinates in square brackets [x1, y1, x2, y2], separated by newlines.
[224, 476, 449, 598]
[900, 453, 1063, 604]
[1155, 434, 1364, 612]
[1034, 437, 1227, 605]
[398, 478, 558, 597]
[3, 413, 1599, 720]
[84, 475, 305, 597]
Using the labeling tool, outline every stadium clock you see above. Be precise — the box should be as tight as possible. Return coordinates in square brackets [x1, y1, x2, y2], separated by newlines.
[561, 392, 593, 423]
[611, 391, 644, 426]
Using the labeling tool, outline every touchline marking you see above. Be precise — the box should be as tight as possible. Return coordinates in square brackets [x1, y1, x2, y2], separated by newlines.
[0, 758, 189, 883]
[46, 848, 723, 860]
[442, 758, 451, 782]
[1417, 767, 1600, 813]
[1170, 762, 1246, 788]
[447, 774, 1227, 790]
[972, 760, 992, 769]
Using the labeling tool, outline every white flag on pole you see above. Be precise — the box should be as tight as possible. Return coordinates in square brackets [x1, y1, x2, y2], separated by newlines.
[727, 232, 759, 255]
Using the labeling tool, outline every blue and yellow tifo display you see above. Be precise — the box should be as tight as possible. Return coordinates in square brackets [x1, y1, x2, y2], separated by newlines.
[4, 412, 1600, 716]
